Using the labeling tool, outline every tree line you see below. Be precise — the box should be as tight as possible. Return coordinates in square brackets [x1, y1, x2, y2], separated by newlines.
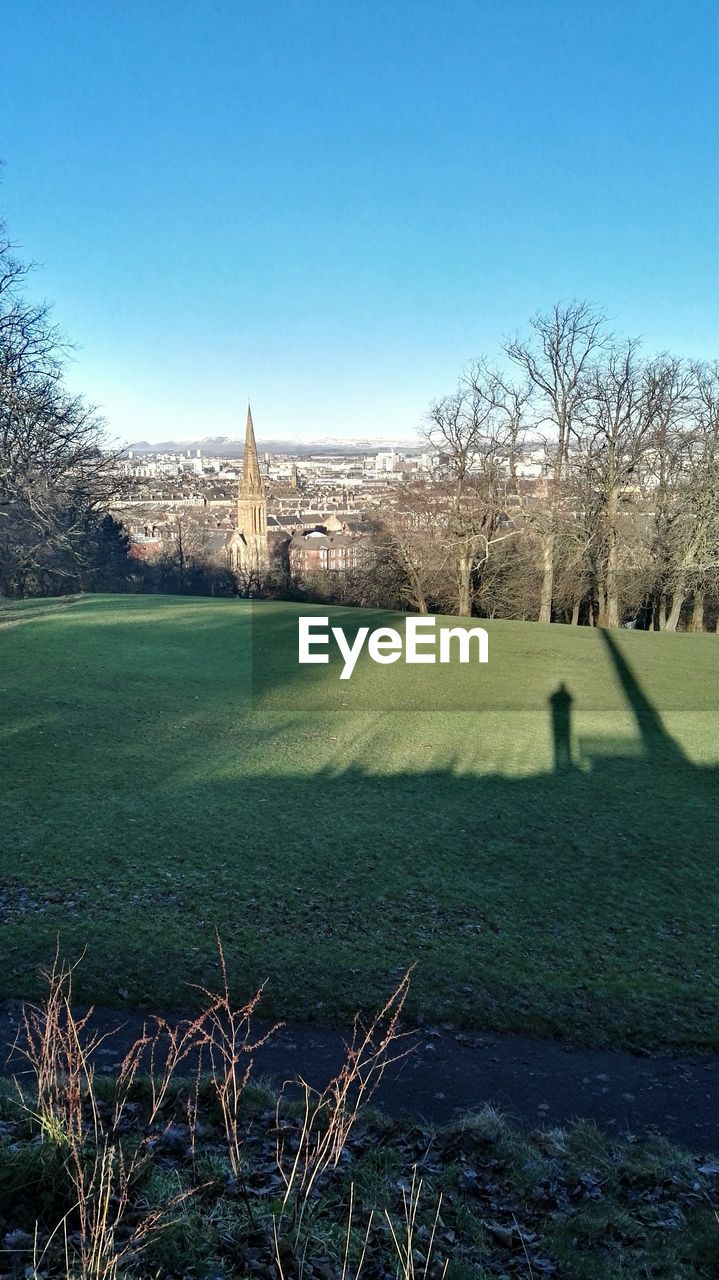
[376, 301, 719, 630]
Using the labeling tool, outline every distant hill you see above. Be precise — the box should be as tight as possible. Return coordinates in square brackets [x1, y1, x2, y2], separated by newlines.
[124, 435, 423, 457]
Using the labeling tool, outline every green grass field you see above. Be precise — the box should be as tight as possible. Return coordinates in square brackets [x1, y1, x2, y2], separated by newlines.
[1, 594, 718, 1048]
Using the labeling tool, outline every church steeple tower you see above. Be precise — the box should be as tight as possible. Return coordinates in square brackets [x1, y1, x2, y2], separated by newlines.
[240, 404, 263, 498]
[233, 403, 268, 570]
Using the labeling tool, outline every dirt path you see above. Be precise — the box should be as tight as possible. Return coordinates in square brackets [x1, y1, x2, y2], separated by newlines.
[3, 1002, 718, 1154]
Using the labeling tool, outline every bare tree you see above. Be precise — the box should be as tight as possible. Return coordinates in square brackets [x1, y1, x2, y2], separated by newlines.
[160, 516, 210, 592]
[686, 361, 719, 629]
[636, 356, 698, 629]
[506, 300, 608, 622]
[653, 360, 719, 631]
[473, 361, 533, 490]
[377, 477, 466, 614]
[571, 339, 655, 626]
[0, 216, 124, 597]
[422, 368, 518, 616]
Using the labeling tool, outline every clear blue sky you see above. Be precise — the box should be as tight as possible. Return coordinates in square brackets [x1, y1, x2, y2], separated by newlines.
[2, 1, 718, 444]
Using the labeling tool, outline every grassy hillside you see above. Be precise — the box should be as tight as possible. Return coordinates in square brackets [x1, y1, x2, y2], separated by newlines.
[1, 593, 718, 1048]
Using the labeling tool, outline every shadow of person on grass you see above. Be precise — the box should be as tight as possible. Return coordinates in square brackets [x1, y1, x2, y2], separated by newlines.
[549, 682, 573, 771]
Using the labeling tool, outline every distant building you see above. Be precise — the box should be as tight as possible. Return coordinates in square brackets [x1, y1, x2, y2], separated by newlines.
[288, 514, 371, 575]
[127, 528, 164, 560]
[374, 450, 399, 473]
[514, 447, 546, 480]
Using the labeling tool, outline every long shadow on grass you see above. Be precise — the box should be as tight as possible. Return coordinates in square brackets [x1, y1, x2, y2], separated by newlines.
[600, 630, 689, 767]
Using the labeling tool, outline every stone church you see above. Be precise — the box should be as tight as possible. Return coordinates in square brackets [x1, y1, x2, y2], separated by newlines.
[225, 405, 269, 572]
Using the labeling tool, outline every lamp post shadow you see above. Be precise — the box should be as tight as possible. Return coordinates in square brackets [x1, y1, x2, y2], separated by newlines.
[549, 682, 574, 771]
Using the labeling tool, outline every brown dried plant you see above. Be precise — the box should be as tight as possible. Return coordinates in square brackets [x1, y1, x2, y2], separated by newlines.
[12, 947, 196, 1279]
[384, 1168, 448, 1280]
[191, 931, 281, 1178]
[275, 968, 414, 1236]
[273, 1170, 448, 1280]
[12, 947, 105, 1149]
[112, 1006, 209, 1132]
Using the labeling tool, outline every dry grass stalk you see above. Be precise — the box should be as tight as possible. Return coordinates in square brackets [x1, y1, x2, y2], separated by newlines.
[341, 1182, 374, 1280]
[66, 1137, 194, 1280]
[273, 1182, 374, 1280]
[276, 969, 413, 1226]
[113, 1006, 209, 1131]
[12, 947, 196, 1280]
[191, 931, 280, 1177]
[13, 945, 417, 1278]
[12, 948, 106, 1148]
[385, 1167, 448, 1280]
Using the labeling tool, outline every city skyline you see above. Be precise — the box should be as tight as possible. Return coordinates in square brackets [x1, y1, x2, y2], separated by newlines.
[2, 0, 718, 444]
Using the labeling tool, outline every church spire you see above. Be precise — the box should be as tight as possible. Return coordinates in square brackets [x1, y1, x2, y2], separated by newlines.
[241, 403, 263, 496]
[229, 402, 268, 572]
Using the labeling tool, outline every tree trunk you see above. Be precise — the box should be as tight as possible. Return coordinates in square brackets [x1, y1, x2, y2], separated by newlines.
[658, 595, 667, 630]
[663, 590, 684, 632]
[604, 487, 621, 627]
[408, 565, 428, 615]
[689, 591, 704, 633]
[457, 551, 471, 617]
[538, 533, 553, 623]
[570, 601, 580, 626]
